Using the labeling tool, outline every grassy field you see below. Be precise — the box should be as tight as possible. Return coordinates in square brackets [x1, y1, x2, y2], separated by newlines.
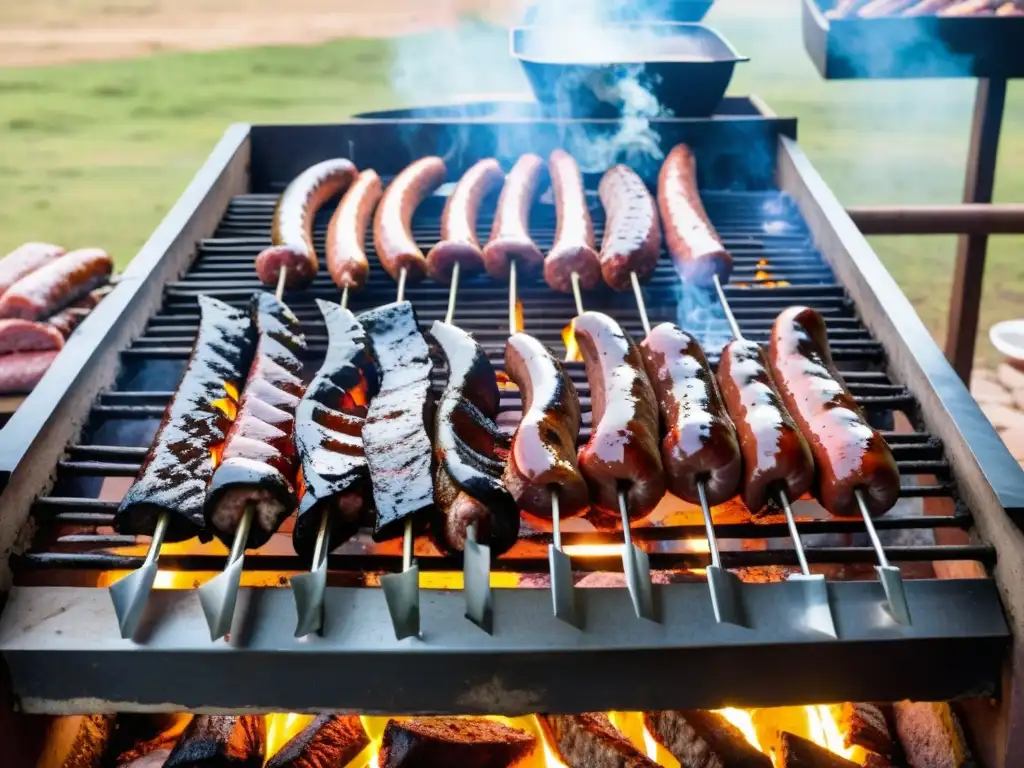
[0, 2, 1021, 366]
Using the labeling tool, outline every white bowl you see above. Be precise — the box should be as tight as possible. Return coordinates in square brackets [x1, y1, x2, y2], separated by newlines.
[990, 319, 1024, 363]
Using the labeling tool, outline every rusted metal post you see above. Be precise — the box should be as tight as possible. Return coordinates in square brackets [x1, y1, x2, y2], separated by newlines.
[945, 78, 1007, 383]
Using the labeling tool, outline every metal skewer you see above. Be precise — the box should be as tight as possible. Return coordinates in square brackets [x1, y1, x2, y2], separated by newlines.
[440, 262, 494, 633]
[109, 510, 169, 638]
[292, 283, 353, 637]
[379, 266, 421, 640]
[779, 490, 836, 637]
[632, 271, 735, 623]
[199, 265, 289, 640]
[570, 270, 654, 621]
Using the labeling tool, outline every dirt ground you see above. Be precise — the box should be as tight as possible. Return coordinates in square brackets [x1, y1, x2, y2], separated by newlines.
[0, 0, 780, 67]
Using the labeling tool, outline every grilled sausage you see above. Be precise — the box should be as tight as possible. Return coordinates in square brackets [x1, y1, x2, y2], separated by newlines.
[0, 242, 64, 296]
[206, 293, 306, 549]
[0, 350, 59, 394]
[374, 157, 447, 283]
[326, 169, 382, 292]
[0, 248, 112, 321]
[293, 300, 379, 560]
[544, 149, 601, 294]
[503, 333, 589, 519]
[575, 311, 665, 520]
[658, 144, 732, 286]
[716, 338, 815, 514]
[0, 319, 65, 355]
[598, 165, 662, 291]
[427, 159, 505, 284]
[46, 285, 111, 338]
[639, 323, 742, 507]
[117, 296, 255, 542]
[431, 321, 517, 554]
[256, 159, 357, 290]
[482, 154, 546, 278]
[769, 306, 901, 517]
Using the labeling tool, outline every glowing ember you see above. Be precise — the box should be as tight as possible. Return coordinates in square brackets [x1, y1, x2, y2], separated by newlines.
[759, 280, 791, 289]
[211, 382, 240, 420]
[152, 570, 196, 589]
[341, 370, 370, 411]
[514, 300, 525, 334]
[754, 270, 771, 281]
[562, 543, 622, 558]
[716, 708, 761, 752]
[756, 258, 769, 268]
[806, 706, 864, 763]
[265, 713, 314, 760]
[562, 319, 581, 363]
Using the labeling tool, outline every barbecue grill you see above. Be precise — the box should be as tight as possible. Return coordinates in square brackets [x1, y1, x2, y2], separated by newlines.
[1, 97, 1024, 761]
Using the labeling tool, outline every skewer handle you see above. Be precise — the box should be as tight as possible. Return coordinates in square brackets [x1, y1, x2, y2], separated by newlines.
[855, 489, 890, 568]
[402, 517, 414, 572]
[570, 271, 585, 317]
[551, 489, 562, 552]
[144, 511, 170, 567]
[340, 285, 350, 311]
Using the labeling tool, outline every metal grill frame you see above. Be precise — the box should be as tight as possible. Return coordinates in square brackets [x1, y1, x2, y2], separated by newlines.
[0, 103, 1022, 728]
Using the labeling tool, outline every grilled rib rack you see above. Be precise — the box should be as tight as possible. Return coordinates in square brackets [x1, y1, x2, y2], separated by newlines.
[0, 107, 1020, 716]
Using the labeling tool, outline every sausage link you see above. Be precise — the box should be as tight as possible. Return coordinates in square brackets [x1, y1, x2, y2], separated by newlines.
[374, 157, 447, 283]
[658, 144, 732, 286]
[482, 154, 546, 278]
[0, 248, 112, 321]
[326, 170, 382, 292]
[256, 159, 357, 290]
[503, 333, 589, 520]
[0, 350, 59, 394]
[639, 323, 741, 507]
[769, 306, 901, 517]
[0, 319, 65, 355]
[598, 165, 662, 291]
[0, 242, 65, 296]
[574, 311, 665, 520]
[427, 159, 505, 284]
[716, 338, 815, 514]
[544, 150, 601, 294]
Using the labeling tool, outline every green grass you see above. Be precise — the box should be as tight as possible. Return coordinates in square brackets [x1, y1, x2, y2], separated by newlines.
[0, 9, 1021, 366]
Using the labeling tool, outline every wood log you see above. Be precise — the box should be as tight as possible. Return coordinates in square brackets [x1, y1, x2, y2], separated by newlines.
[266, 715, 369, 768]
[643, 710, 772, 768]
[863, 754, 897, 768]
[35, 715, 115, 768]
[380, 717, 536, 768]
[164, 715, 266, 767]
[539, 714, 658, 768]
[781, 732, 859, 768]
[892, 702, 974, 768]
[830, 703, 895, 756]
[115, 715, 190, 768]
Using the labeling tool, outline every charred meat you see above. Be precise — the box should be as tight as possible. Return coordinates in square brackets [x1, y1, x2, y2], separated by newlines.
[205, 293, 306, 549]
[293, 299, 380, 560]
[116, 296, 255, 542]
[359, 300, 435, 541]
[430, 321, 517, 555]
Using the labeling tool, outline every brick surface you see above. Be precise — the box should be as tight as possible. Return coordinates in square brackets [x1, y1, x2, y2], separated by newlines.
[970, 377, 1013, 406]
[982, 403, 1024, 431]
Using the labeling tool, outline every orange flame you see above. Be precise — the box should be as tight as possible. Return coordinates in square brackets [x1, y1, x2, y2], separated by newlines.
[756, 258, 769, 267]
[341, 370, 369, 412]
[265, 713, 314, 760]
[562, 318, 582, 363]
[754, 269, 771, 281]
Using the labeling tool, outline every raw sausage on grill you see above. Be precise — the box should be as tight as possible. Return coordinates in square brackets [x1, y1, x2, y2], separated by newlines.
[0, 350, 60, 394]
[427, 159, 505, 284]
[205, 293, 307, 549]
[639, 323, 742, 507]
[0, 242, 65, 297]
[117, 296, 255, 542]
[374, 157, 447, 283]
[544, 149, 601, 294]
[0, 319, 65, 355]
[503, 333, 590, 520]
[769, 306, 901, 517]
[431, 321, 518, 554]
[598, 164, 662, 291]
[574, 311, 665, 521]
[658, 144, 732, 286]
[0, 248, 112, 321]
[293, 299, 379, 560]
[326, 169, 382, 292]
[256, 159, 358, 290]
[716, 338, 815, 514]
[482, 153, 546, 278]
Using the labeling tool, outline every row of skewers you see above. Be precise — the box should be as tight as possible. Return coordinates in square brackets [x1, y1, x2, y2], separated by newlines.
[109, 144, 909, 642]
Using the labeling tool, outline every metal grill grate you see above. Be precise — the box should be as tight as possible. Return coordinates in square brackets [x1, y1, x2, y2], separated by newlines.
[15, 183, 983, 579]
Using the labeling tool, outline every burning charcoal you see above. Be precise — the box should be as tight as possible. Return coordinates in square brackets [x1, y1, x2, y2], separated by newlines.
[37, 715, 115, 768]
[380, 717, 536, 768]
[780, 732, 858, 768]
[863, 754, 896, 768]
[265, 715, 369, 768]
[164, 715, 265, 767]
[539, 713, 658, 768]
[644, 710, 772, 768]
[893, 702, 973, 768]
[830, 703, 894, 757]
[118, 748, 173, 768]
[114, 714, 191, 768]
